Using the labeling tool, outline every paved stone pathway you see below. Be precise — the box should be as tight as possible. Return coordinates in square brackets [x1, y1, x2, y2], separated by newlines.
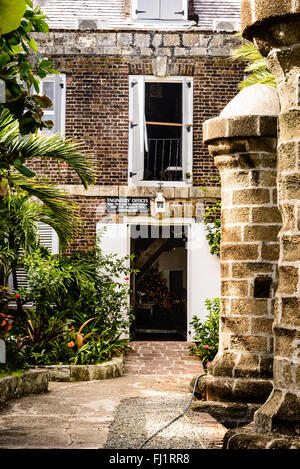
[0, 342, 226, 449]
[124, 341, 203, 377]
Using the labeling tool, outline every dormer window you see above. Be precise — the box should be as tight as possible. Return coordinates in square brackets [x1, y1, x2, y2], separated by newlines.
[132, 0, 188, 21]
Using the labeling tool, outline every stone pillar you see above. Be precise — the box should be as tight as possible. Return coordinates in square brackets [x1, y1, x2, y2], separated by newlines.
[194, 85, 281, 413]
[224, 1, 300, 449]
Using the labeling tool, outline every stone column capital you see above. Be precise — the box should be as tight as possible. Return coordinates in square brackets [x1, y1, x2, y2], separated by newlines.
[203, 114, 277, 144]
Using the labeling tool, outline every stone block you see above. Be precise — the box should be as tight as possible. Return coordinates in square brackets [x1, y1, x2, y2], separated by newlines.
[117, 33, 132, 47]
[212, 352, 238, 378]
[232, 188, 270, 205]
[221, 226, 243, 243]
[231, 335, 268, 353]
[182, 33, 200, 47]
[203, 117, 227, 142]
[259, 116, 278, 136]
[279, 109, 300, 141]
[233, 378, 273, 403]
[251, 169, 277, 188]
[251, 317, 273, 334]
[261, 244, 280, 261]
[134, 34, 150, 48]
[280, 298, 300, 326]
[97, 33, 116, 47]
[221, 280, 249, 297]
[277, 266, 299, 294]
[244, 224, 280, 242]
[278, 142, 297, 172]
[221, 316, 249, 334]
[227, 116, 260, 138]
[222, 207, 250, 224]
[70, 365, 91, 382]
[231, 298, 269, 316]
[163, 34, 180, 47]
[252, 206, 282, 223]
[221, 244, 259, 261]
[234, 353, 260, 379]
[222, 171, 250, 188]
[232, 262, 274, 278]
[282, 234, 300, 262]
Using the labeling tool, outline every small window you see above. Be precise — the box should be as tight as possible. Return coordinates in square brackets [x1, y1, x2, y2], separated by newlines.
[133, 0, 188, 21]
[39, 74, 66, 137]
[129, 76, 193, 186]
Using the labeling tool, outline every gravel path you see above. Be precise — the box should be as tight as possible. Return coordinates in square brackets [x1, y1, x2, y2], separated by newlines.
[104, 394, 207, 449]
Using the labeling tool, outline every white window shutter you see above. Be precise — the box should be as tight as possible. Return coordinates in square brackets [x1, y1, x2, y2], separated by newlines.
[129, 76, 145, 184]
[37, 222, 59, 255]
[41, 74, 66, 137]
[182, 77, 193, 180]
[133, 0, 160, 19]
[8, 224, 59, 293]
[161, 0, 188, 20]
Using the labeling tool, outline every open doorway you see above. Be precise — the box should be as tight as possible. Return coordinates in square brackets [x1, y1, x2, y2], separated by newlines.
[130, 225, 187, 341]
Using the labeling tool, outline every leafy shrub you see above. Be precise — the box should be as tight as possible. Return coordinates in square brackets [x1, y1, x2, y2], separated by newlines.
[189, 298, 220, 368]
[6, 238, 135, 367]
[203, 200, 221, 257]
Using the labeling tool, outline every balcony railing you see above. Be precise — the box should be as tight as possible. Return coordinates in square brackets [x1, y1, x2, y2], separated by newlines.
[144, 138, 182, 181]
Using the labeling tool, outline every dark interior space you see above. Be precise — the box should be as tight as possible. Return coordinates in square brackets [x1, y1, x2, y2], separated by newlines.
[144, 82, 183, 181]
[130, 225, 187, 341]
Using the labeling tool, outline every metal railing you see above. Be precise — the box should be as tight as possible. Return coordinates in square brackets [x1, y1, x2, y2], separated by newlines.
[144, 138, 182, 181]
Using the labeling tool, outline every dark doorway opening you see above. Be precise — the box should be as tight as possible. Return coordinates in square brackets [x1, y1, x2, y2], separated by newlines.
[130, 225, 187, 341]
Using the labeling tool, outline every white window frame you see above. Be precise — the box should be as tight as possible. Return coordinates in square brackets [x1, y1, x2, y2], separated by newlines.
[132, 0, 188, 22]
[39, 74, 66, 138]
[128, 75, 193, 188]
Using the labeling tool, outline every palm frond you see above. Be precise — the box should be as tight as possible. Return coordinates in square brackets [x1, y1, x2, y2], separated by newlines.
[0, 110, 96, 188]
[9, 173, 82, 245]
[230, 38, 277, 90]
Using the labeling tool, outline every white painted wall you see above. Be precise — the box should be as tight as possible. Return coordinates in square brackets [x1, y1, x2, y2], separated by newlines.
[187, 223, 220, 340]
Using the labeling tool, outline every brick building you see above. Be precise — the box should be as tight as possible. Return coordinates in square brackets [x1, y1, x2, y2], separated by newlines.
[31, 0, 244, 341]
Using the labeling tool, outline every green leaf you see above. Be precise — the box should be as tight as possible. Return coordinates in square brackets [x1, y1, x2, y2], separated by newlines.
[0, 0, 27, 35]
[13, 159, 36, 178]
[25, 36, 37, 52]
[33, 94, 53, 109]
[0, 52, 10, 67]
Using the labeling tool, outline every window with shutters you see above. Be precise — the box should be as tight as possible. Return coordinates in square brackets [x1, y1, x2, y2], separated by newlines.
[39, 74, 66, 136]
[132, 0, 188, 21]
[8, 223, 59, 296]
[128, 76, 193, 186]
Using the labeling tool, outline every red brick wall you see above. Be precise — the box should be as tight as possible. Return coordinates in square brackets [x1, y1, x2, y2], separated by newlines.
[29, 55, 244, 187]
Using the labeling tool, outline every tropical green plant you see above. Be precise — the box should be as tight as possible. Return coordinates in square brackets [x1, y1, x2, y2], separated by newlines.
[230, 36, 276, 90]
[0, 0, 58, 134]
[4, 240, 135, 367]
[202, 200, 221, 257]
[0, 110, 95, 245]
[189, 297, 220, 368]
[0, 0, 27, 36]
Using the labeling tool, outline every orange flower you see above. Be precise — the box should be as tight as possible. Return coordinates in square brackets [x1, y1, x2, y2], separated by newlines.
[67, 341, 75, 348]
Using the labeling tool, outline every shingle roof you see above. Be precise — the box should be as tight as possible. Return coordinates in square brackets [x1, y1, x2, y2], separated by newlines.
[36, 0, 241, 31]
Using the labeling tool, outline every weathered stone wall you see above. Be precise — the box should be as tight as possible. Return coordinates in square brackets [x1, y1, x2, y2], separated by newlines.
[0, 370, 49, 409]
[195, 108, 280, 405]
[224, 0, 300, 449]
